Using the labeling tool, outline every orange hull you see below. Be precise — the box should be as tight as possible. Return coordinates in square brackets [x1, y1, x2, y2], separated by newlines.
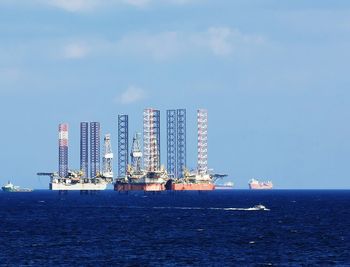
[171, 183, 215, 191]
[114, 183, 165, 191]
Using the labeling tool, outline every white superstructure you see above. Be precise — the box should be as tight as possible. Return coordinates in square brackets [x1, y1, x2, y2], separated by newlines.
[50, 179, 108, 190]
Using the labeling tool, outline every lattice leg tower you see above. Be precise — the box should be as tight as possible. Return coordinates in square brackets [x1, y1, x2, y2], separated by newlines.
[166, 110, 177, 178]
[90, 122, 101, 178]
[118, 115, 129, 178]
[154, 110, 161, 170]
[59, 123, 69, 178]
[80, 122, 89, 178]
[177, 109, 186, 178]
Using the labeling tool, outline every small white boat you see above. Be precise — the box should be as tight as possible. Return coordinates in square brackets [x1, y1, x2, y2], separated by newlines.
[253, 204, 269, 211]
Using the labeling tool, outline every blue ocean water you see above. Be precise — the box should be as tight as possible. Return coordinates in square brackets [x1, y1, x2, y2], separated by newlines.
[0, 190, 349, 266]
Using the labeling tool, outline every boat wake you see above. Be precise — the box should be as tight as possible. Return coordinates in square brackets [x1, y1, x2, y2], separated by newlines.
[152, 206, 270, 211]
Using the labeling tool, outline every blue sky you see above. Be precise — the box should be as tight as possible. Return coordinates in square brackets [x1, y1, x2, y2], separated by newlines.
[0, 0, 349, 189]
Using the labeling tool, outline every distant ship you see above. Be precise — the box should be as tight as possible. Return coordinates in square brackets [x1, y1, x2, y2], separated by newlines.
[2, 181, 33, 192]
[215, 181, 234, 190]
[248, 179, 273, 190]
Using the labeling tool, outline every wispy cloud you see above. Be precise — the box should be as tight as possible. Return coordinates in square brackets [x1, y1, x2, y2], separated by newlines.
[63, 43, 89, 59]
[207, 27, 234, 55]
[116, 86, 147, 104]
[122, 0, 151, 8]
[0, 0, 196, 12]
[0, 68, 21, 90]
[116, 31, 184, 60]
[194, 27, 265, 56]
[113, 27, 265, 60]
[55, 27, 265, 61]
[48, 0, 99, 12]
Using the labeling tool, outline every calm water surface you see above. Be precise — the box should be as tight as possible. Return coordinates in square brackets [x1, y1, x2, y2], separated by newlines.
[0, 190, 349, 266]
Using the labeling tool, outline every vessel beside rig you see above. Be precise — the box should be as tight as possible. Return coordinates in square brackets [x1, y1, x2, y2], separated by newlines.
[248, 179, 273, 190]
[2, 181, 33, 192]
[215, 181, 234, 190]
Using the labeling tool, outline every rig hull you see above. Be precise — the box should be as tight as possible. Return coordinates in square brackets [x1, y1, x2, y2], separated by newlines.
[114, 183, 165, 191]
[170, 183, 215, 191]
[50, 182, 108, 191]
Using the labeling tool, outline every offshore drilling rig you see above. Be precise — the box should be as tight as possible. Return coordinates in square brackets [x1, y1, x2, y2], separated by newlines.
[37, 122, 113, 191]
[114, 109, 169, 191]
[114, 108, 227, 192]
[38, 108, 226, 191]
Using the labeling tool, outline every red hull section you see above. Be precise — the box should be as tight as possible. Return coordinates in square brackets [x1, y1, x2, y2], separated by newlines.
[171, 183, 215, 191]
[115, 183, 165, 191]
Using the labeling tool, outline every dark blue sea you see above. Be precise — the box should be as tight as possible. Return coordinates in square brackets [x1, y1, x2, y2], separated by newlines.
[0, 190, 349, 266]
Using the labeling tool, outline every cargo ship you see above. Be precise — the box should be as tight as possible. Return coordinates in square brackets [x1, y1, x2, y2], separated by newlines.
[115, 165, 169, 192]
[215, 181, 234, 190]
[2, 181, 33, 192]
[248, 179, 273, 190]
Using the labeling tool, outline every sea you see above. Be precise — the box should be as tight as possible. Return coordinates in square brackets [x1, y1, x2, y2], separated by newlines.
[0, 190, 349, 266]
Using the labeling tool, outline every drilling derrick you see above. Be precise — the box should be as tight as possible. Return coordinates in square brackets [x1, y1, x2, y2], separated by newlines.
[130, 133, 142, 172]
[197, 109, 208, 175]
[102, 134, 113, 178]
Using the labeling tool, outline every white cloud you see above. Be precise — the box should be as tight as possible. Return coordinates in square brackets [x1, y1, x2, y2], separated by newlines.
[117, 86, 147, 104]
[63, 43, 89, 59]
